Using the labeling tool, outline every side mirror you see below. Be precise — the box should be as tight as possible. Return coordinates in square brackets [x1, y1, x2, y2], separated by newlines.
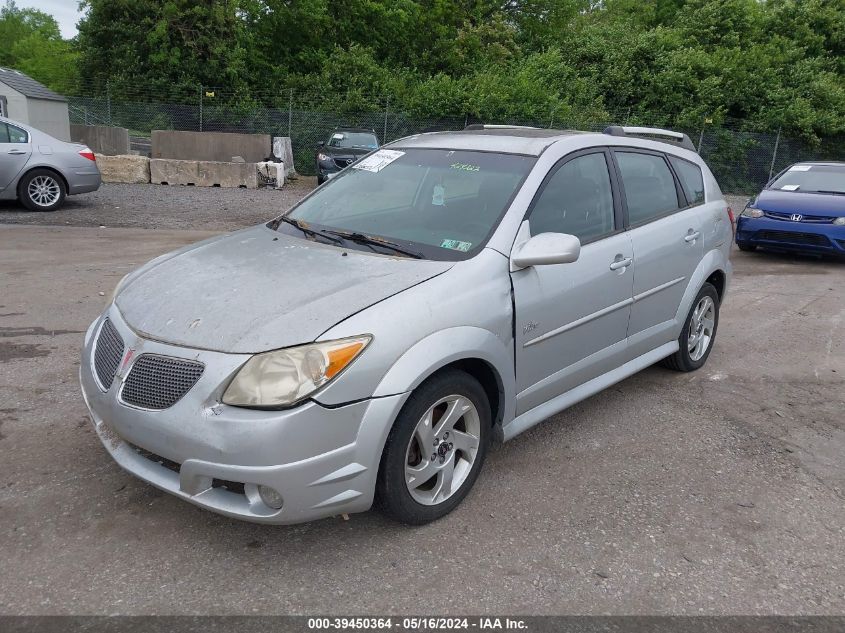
[317, 141, 325, 147]
[511, 232, 581, 269]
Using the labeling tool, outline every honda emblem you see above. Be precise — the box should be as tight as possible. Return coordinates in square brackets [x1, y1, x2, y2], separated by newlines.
[790, 214, 803, 222]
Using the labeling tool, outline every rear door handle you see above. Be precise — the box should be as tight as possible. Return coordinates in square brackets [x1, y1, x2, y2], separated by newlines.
[684, 231, 701, 243]
[7, 149, 27, 155]
[609, 257, 633, 271]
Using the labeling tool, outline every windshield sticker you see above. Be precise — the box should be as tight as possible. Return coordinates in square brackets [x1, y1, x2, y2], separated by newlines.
[788, 165, 812, 171]
[441, 239, 472, 252]
[432, 184, 445, 206]
[781, 184, 801, 191]
[450, 162, 480, 172]
[352, 149, 405, 173]
[332, 133, 344, 140]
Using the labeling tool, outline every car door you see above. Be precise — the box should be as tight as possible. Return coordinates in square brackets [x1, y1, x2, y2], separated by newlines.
[0, 122, 31, 193]
[512, 149, 634, 415]
[611, 149, 704, 356]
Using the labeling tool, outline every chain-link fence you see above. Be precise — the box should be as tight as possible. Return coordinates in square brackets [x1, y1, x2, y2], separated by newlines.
[66, 90, 844, 194]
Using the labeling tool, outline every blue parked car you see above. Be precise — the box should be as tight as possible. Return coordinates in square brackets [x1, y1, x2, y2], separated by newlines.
[736, 161, 845, 257]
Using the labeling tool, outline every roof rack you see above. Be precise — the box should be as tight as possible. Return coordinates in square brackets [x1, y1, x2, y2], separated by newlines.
[464, 124, 541, 131]
[604, 125, 696, 152]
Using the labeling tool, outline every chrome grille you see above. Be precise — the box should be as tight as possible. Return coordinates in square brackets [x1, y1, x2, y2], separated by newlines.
[93, 318, 124, 390]
[333, 157, 353, 169]
[121, 354, 204, 410]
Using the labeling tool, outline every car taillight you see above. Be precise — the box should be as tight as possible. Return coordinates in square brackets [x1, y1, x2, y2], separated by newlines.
[79, 149, 96, 162]
[726, 206, 736, 236]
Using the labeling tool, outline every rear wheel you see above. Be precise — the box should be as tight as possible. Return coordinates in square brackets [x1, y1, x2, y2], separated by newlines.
[376, 369, 491, 525]
[19, 169, 66, 211]
[661, 282, 719, 372]
[737, 242, 756, 252]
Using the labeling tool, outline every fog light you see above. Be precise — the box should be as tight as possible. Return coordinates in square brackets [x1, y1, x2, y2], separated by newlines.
[258, 485, 284, 510]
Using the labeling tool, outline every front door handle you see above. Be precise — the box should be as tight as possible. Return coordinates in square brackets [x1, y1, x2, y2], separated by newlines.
[684, 231, 701, 243]
[609, 256, 633, 271]
[7, 149, 27, 155]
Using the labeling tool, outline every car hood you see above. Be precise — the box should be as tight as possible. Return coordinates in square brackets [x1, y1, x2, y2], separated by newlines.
[115, 225, 452, 353]
[755, 189, 845, 216]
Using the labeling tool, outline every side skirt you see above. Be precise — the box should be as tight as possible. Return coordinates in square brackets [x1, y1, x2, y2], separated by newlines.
[502, 341, 678, 441]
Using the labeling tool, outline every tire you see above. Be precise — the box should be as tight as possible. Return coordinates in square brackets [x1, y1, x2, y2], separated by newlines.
[376, 369, 491, 525]
[19, 169, 66, 211]
[737, 242, 756, 252]
[660, 282, 720, 372]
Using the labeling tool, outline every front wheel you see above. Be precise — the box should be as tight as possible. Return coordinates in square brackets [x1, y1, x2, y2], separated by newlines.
[19, 169, 66, 211]
[376, 369, 491, 525]
[737, 242, 756, 252]
[661, 282, 720, 372]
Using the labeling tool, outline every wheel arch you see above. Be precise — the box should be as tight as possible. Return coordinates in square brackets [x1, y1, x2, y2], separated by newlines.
[672, 250, 729, 338]
[16, 165, 69, 200]
[705, 268, 726, 304]
[371, 326, 515, 436]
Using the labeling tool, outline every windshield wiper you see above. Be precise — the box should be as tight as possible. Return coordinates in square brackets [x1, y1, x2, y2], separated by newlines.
[323, 230, 424, 259]
[272, 216, 344, 244]
[812, 190, 845, 196]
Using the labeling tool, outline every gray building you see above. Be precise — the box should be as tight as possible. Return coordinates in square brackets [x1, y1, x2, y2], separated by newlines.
[0, 67, 70, 141]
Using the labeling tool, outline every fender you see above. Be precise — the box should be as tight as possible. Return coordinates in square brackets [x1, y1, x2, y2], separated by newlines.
[372, 326, 516, 426]
[672, 248, 728, 339]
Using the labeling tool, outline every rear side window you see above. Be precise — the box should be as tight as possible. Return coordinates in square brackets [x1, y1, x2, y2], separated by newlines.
[529, 152, 615, 243]
[0, 124, 8, 143]
[615, 151, 681, 224]
[669, 156, 705, 205]
[5, 124, 27, 143]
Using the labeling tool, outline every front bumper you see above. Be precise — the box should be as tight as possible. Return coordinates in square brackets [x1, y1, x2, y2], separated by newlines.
[79, 308, 408, 524]
[736, 216, 845, 255]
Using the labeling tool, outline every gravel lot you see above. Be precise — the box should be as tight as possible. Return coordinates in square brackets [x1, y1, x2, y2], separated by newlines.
[0, 185, 843, 615]
[0, 180, 317, 231]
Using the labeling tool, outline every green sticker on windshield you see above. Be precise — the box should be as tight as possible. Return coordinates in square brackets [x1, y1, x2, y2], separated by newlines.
[441, 239, 472, 252]
[450, 162, 480, 172]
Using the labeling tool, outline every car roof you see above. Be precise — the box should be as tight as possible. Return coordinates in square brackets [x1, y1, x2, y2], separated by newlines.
[390, 128, 589, 156]
[333, 127, 377, 133]
[790, 161, 845, 167]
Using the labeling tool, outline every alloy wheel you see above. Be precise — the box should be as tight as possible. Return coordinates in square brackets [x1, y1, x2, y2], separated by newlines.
[687, 296, 715, 361]
[404, 394, 481, 506]
[28, 175, 61, 208]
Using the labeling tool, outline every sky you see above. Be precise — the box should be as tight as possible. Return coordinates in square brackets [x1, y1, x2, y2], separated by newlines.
[15, 0, 84, 38]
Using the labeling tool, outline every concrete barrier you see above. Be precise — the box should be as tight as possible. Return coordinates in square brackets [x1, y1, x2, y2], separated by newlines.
[95, 154, 151, 184]
[150, 159, 259, 188]
[272, 137, 296, 176]
[152, 130, 270, 163]
[71, 125, 131, 156]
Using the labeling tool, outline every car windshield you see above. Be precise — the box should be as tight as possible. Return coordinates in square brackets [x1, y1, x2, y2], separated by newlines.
[279, 148, 535, 260]
[769, 164, 845, 194]
[328, 131, 379, 149]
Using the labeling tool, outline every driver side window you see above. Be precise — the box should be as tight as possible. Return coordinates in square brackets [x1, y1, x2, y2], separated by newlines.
[528, 152, 615, 243]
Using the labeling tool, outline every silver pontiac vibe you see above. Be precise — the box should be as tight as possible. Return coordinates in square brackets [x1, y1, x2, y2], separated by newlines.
[80, 126, 732, 525]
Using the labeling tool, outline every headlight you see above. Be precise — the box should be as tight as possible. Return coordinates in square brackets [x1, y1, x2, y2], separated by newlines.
[317, 153, 330, 162]
[741, 207, 764, 218]
[222, 335, 372, 408]
[833, 217, 845, 226]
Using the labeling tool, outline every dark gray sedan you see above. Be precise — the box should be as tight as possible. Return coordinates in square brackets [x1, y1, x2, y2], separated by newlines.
[0, 115, 101, 211]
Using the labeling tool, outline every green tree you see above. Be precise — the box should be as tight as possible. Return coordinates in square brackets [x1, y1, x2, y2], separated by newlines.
[77, 0, 250, 101]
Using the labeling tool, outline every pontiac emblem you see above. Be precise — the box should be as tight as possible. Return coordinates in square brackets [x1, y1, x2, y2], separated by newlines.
[118, 348, 135, 378]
